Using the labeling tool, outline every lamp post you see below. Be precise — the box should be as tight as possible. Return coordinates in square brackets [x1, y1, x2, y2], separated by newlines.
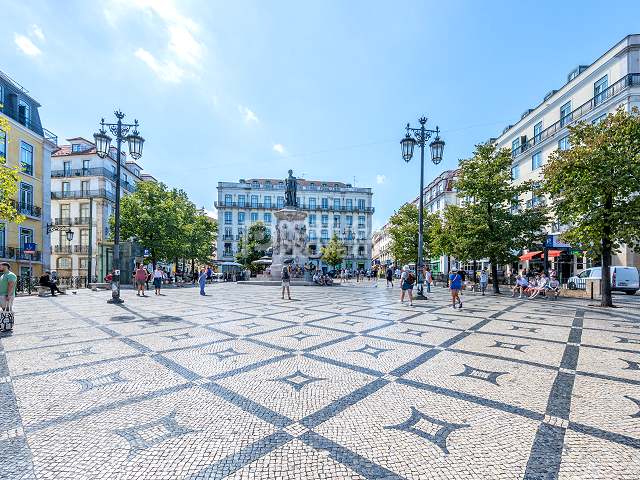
[400, 117, 445, 298]
[46, 224, 75, 242]
[94, 110, 144, 304]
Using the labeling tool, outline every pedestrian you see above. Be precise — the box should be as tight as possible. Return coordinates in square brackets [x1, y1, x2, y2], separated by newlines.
[153, 265, 163, 295]
[145, 269, 151, 290]
[449, 269, 463, 309]
[479, 269, 489, 296]
[39, 271, 61, 296]
[0, 262, 17, 311]
[135, 263, 147, 297]
[425, 267, 433, 293]
[386, 266, 394, 288]
[399, 265, 415, 306]
[281, 265, 292, 300]
[206, 265, 213, 284]
[199, 267, 207, 296]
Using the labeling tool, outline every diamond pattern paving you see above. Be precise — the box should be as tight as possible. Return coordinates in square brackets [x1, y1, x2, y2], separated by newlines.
[0, 283, 639, 479]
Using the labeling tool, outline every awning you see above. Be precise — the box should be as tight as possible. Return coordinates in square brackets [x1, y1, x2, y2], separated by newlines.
[547, 250, 563, 258]
[519, 251, 542, 261]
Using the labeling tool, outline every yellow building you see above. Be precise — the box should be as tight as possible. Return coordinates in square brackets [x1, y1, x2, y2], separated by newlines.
[0, 71, 57, 278]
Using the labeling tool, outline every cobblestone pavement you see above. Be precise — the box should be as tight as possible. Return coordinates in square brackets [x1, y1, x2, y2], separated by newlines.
[1, 283, 639, 479]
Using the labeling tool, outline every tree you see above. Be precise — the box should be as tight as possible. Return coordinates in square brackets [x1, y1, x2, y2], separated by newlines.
[0, 118, 25, 224]
[454, 143, 548, 293]
[236, 221, 271, 273]
[321, 234, 346, 269]
[543, 107, 640, 307]
[387, 203, 434, 266]
[183, 209, 217, 274]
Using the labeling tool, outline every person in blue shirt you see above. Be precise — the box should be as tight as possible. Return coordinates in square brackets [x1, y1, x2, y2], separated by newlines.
[198, 267, 207, 296]
[449, 269, 463, 309]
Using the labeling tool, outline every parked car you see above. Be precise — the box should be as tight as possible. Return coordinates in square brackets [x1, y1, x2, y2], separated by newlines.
[567, 266, 639, 295]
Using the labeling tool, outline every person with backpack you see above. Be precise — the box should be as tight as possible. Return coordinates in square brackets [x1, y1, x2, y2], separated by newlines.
[386, 266, 394, 288]
[400, 265, 415, 306]
[449, 269, 463, 309]
[479, 269, 489, 296]
[281, 265, 292, 300]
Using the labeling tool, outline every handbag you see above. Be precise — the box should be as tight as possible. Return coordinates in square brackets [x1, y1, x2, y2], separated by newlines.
[1, 307, 14, 332]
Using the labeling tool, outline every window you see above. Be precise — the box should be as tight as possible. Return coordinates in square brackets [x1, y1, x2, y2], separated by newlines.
[558, 136, 570, 151]
[309, 230, 316, 240]
[63, 161, 72, 175]
[238, 212, 245, 224]
[80, 203, 90, 219]
[0, 129, 5, 160]
[60, 204, 70, 223]
[57, 257, 71, 269]
[277, 196, 285, 208]
[533, 121, 543, 142]
[19, 227, 33, 249]
[333, 198, 340, 209]
[20, 141, 34, 175]
[71, 144, 82, 152]
[134, 168, 140, 177]
[333, 216, 340, 228]
[321, 197, 328, 209]
[264, 196, 272, 208]
[80, 229, 89, 245]
[308, 197, 316, 209]
[594, 75, 608, 106]
[321, 230, 329, 241]
[358, 230, 365, 240]
[560, 101, 572, 127]
[511, 164, 520, 180]
[346, 215, 353, 226]
[358, 216, 365, 228]
[436, 199, 441, 210]
[321, 214, 328, 226]
[18, 100, 31, 126]
[592, 114, 607, 125]
[250, 212, 258, 222]
[224, 194, 232, 206]
[357, 199, 365, 210]
[263, 212, 272, 224]
[223, 227, 232, 239]
[346, 198, 353, 210]
[511, 138, 520, 155]
[19, 183, 33, 209]
[251, 195, 258, 207]
[238, 195, 245, 207]
[224, 211, 232, 224]
[532, 151, 543, 170]
[309, 214, 316, 226]
[79, 258, 88, 270]
[81, 180, 89, 194]
[123, 173, 128, 185]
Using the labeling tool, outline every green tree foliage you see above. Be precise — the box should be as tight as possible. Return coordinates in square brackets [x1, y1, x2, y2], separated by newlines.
[0, 118, 25, 224]
[543, 107, 640, 306]
[453, 143, 548, 293]
[320, 234, 346, 269]
[183, 209, 217, 269]
[236, 221, 271, 272]
[387, 203, 434, 266]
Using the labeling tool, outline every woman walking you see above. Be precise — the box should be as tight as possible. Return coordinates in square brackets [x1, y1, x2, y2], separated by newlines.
[449, 269, 463, 309]
[153, 265, 163, 295]
[135, 263, 147, 297]
[400, 266, 415, 306]
[199, 267, 207, 296]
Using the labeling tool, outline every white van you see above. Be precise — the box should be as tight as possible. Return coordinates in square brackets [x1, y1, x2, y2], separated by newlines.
[567, 266, 639, 295]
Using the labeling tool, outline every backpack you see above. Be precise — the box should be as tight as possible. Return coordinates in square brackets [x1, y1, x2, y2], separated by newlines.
[407, 272, 416, 285]
[282, 268, 290, 280]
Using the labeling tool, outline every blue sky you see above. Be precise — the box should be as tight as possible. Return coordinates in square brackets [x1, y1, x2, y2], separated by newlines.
[3, 0, 640, 230]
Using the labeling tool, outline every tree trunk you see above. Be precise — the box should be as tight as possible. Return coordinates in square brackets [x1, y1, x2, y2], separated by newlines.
[490, 257, 500, 294]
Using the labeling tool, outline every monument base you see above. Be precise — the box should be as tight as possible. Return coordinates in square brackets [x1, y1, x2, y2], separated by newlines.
[271, 207, 309, 280]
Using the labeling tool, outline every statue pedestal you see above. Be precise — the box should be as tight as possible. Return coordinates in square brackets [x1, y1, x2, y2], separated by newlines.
[271, 208, 308, 280]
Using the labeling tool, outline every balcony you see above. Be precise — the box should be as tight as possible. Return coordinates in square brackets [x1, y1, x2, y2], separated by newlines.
[54, 245, 72, 254]
[15, 248, 42, 261]
[512, 73, 640, 158]
[12, 201, 41, 218]
[74, 245, 89, 254]
[214, 201, 374, 214]
[74, 217, 91, 225]
[52, 189, 116, 202]
[54, 217, 72, 225]
[51, 168, 137, 193]
[222, 234, 234, 241]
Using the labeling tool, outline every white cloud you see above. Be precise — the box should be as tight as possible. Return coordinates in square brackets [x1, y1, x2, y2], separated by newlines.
[238, 105, 259, 124]
[273, 144, 285, 154]
[134, 48, 184, 83]
[31, 24, 45, 42]
[14, 34, 41, 56]
[376, 174, 386, 185]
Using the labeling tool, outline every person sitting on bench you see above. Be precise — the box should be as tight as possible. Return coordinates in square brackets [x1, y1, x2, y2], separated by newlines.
[39, 271, 62, 296]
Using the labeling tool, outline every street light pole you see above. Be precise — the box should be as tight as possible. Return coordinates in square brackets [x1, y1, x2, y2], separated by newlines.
[93, 110, 145, 304]
[400, 117, 445, 299]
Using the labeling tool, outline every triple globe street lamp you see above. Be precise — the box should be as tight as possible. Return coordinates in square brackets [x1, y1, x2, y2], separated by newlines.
[94, 110, 144, 304]
[400, 117, 445, 298]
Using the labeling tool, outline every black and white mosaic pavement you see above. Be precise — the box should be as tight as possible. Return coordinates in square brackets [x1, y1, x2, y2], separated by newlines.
[1, 284, 639, 479]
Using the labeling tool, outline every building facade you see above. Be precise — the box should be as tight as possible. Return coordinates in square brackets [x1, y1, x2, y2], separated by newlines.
[50, 137, 152, 281]
[496, 34, 640, 279]
[215, 177, 374, 271]
[0, 70, 57, 278]
[371, 223, 393, 266]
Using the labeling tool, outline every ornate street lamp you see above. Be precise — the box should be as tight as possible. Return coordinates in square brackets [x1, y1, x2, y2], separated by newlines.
[46, 223, 74, 242]
[400, 117, 445, 298]
[93, 111, 144, 304]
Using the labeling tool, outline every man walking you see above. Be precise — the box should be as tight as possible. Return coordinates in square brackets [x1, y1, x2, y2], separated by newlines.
[198, 267, 207, 296]
[386, 266, 394, 288]
[425, 267, 433, 293]
[479, 269, 489, 296]
[449, 269, 463, 309]
[0, 263, 17, 311]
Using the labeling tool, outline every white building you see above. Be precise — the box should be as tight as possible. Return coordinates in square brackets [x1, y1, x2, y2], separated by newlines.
[496, 34, 640, 280]
[372, 223, 393, 266]
[50, 137, 153, 281]
[215, 177, 374, 271]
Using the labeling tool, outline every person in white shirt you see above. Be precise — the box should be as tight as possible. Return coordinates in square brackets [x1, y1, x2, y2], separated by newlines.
[153, 266, 164, 295]
[479, 270, 489, 296]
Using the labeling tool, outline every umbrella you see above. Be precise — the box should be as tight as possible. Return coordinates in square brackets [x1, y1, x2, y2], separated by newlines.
[283, 258, 295, 264]
[252, 258, 272, 265]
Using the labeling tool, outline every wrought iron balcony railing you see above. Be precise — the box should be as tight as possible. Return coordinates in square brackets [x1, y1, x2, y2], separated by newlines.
[12, 201, 41, 218]
[52, 189, 116, 202]
[54, 245, 72, 254]
[214, 201, 375, 214]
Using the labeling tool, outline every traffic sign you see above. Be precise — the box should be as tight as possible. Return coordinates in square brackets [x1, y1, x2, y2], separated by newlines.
[24, 242, 37, 254]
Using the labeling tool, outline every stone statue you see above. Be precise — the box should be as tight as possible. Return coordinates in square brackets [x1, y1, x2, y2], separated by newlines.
[285, 169, 297, 207]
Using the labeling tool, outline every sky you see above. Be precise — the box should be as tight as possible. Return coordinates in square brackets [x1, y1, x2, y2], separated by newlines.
[3, 0, 640, 230]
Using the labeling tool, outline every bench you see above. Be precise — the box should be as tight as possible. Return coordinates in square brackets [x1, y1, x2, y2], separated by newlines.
[37, 285, 68, 297]
[89, 283, 111, 291]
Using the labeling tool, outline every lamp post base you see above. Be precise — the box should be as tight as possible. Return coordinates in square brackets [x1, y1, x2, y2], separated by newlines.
[107, 297, 124, 304]
[415, 292, 428, 301]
